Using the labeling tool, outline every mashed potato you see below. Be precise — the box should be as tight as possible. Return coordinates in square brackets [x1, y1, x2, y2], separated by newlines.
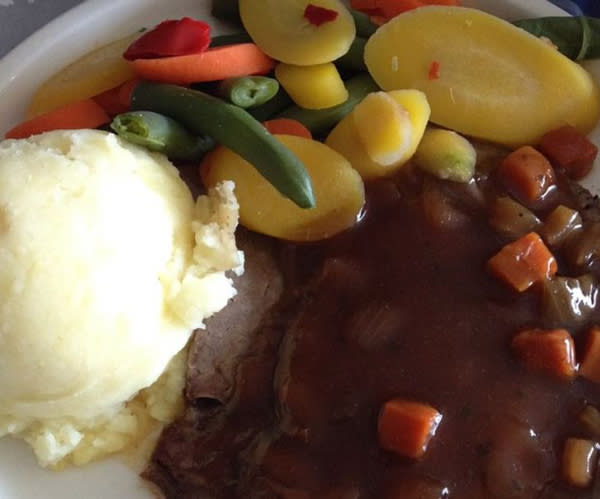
[0, 129, 242, 467]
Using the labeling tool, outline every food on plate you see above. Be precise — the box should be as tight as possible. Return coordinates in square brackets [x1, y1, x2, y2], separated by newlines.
[4, 0, 600, 497]
[0, 129, 241, 467]
[364, 6, 600, 146]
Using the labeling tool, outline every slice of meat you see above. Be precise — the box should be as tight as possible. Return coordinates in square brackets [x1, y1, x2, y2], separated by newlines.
[185, 228, 284, 403]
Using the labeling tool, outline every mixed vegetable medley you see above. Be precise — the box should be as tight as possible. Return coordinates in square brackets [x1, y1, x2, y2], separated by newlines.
[6, 0, 600, 495]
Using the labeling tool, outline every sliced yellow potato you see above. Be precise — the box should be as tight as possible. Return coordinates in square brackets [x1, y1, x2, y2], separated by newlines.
[27, 34, 138, 118]
[203, 135, 364, 241]
[239, 0, 355, 65]
[275, 62, 348, 109]
[352, 92, 412, 165]
[326, 90, 430, 179]
[364, 6, 600, 146]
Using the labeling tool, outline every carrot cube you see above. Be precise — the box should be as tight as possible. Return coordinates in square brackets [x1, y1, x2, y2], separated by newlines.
[538, 125, 598, 180]
[511, 328, 576, 380]
[579, 326, 600, 384]
[378, 399, 443, 459]
[497, 146, 556, 203]
[487, 232, 557, 292]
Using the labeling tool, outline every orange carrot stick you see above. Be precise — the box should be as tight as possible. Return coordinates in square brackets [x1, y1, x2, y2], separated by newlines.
[511, 328, 577, 380]
[497, 145, 556, 204]
[487, 232, 557, 292]
[580, 326, 600, 383]
[378, 399, 443, 459]
[263, 118, 313, 139]
[5, 99, 110, 139]
[129, 43, 275, 85]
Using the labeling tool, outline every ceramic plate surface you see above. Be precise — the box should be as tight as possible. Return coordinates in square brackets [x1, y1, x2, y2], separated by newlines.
[0, 1, 595, 498]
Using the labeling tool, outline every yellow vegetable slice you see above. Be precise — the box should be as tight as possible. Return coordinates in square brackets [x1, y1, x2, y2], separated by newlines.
[352, 91, 412, 166]
[364, 6, 600, 146]
[275, 62, 348, 109]
[203, 135, 364, 241]
[27, 34, 138, 118]
[326, 90, 430, 179]
[239, 0, 355, 65]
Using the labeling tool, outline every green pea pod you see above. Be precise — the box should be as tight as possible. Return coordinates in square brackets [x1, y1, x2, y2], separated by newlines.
[335, 37, 367, 72]
[110, 111, 215, 161]
[217, 76, 280, 108]
[130, 81, 315, 209]
[277, 73, 379, 135]
[210, 32, 253, 47]
[248, 87, 293, 122]
[513, 16, 600, 60]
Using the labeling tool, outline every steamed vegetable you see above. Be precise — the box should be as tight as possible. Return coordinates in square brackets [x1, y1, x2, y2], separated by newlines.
[202, 135, 365, 241]
[239, 0, 356, 65]
[217, 76, 279, 108]
[130, 81, 315, 208]
[275, 63, 348, 109]
[110, 111, 214, 161]
[513, 16, 600, 61]
[129, 43, 275, 85]
[414, 129, 476, 182]
[364, 6, 600, 146]
[277, 73, 379, 134]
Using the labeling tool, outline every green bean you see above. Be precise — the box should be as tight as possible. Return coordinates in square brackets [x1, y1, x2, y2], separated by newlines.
[210, 32, 252, 47]
[276, 73, 379, 135]
[211, 0, 241, 26]
[130, 81, 315, 209]
[217, 76, 279, 109]
[513, 16, 600, 60]
[110, 111, 215, 161]
[248, 87, 293, 122]
[350, 8, 378, 38]
[335, 37, 367, 71]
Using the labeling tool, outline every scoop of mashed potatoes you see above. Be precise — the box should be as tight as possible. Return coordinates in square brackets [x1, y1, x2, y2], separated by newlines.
[0, 129, 242, 467]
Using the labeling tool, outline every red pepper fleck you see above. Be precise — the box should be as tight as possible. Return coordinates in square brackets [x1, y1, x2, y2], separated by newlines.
[123, 17, 211, 60]
[428, 61, 441, 80]
[304, 4, 339, 27]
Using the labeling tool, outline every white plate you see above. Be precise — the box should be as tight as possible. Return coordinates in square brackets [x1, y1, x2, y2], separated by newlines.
[0, 0, 596, 498]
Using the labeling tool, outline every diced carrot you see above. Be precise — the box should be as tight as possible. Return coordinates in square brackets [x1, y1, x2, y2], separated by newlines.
[377, 399, 443, 459]
[487, 232, 557, 292]
[511, 328, 577, 380]
[263, 118, 313, 139]
[538, 125, 598, 180]
[129, 43, 275, 85]
[497, 145, 556, 204]
[579, 326, 600, 383]
[5, 99, 110, 139]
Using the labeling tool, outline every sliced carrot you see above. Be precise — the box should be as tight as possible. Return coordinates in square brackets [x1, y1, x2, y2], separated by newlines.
[497, 146, 556, 204]
[511, 328, 577, 381]
[5, 98, 110, 139]
[538, 125, 598, 180]
[263, 118, 312, 139]
[129, 43, 275, 85]
[579, 326, 600, 383]
[378, 399, 443, 459]
[487, 232, 557, 292]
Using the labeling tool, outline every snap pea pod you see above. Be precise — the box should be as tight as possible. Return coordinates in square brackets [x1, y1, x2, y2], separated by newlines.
[276, 73, 379, 135]
[130, 81, 315, 209]
[217, 76, 280, 108]
[335, 37, 367, 71]
[110, 111, 215, 161]
[210, 32, 252, 47]
[513, 16, 600, 60]
[248, 87, 293, 122]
